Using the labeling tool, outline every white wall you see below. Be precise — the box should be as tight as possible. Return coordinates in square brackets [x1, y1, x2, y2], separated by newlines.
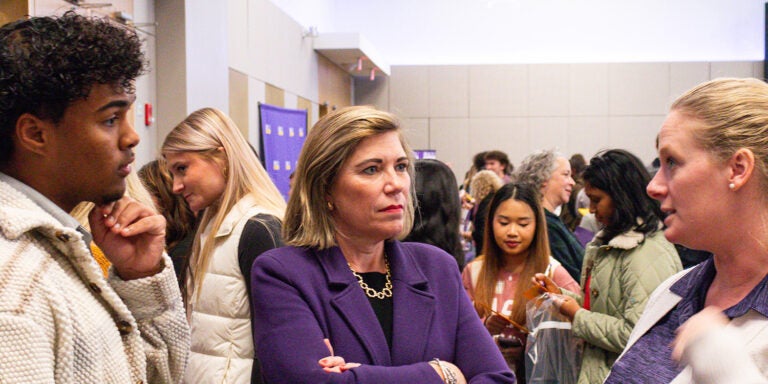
[186, 0, 229, 114]
[227, 0, 321, 150]
[273, 0, 765, 65]
[132, 0, 157, 168]
[154, 0, 229, 165]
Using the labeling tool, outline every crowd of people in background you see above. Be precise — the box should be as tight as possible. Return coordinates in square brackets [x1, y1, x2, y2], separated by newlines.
[1, 11, 767, 384]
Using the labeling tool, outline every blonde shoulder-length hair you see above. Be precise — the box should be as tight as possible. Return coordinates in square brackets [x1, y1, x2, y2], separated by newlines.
[161, 107, 286, 301]
[283, 105, 416, 249]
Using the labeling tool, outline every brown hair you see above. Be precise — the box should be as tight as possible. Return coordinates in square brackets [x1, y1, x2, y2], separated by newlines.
[138, 159, 197, 249]
[283, 106, 415, 249]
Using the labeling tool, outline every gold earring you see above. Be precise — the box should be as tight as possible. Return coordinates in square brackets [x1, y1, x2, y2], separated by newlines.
[327, 201, 334, 211]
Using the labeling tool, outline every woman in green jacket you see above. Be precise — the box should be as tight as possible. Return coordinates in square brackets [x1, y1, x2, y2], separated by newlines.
[536, 149, 682, 384]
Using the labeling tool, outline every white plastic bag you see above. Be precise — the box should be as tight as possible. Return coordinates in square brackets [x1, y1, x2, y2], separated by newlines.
[525, 293, 583, 384]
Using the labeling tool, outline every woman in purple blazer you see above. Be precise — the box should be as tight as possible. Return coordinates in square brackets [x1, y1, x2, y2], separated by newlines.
[251, 106, 514, 383]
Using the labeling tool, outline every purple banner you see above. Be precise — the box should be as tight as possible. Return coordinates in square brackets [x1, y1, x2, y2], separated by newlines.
[413, 149, 437, 159]
[259, 103, 308, 200]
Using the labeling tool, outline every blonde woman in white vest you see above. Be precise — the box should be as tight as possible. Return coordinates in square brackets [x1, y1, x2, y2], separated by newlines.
[163, 107, 286, 384]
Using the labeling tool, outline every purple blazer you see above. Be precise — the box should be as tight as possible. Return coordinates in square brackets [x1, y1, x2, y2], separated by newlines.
[251, 241, 515, 383]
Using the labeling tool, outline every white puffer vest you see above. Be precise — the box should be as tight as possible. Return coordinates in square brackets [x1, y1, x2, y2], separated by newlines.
[185, 195, 266, 384]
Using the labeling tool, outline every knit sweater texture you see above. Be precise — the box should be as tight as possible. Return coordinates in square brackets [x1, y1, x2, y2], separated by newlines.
[0, 177, 190, 383]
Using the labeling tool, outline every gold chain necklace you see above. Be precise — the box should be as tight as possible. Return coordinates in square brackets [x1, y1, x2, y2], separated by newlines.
[348, 257, 393, 299]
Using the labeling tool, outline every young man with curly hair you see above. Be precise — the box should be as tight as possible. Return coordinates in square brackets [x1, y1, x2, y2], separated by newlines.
[0, 12, 189, 383]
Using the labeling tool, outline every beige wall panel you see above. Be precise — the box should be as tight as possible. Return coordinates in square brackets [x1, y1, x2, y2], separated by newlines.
[266, 83, 285, 107]
[354, 76, 390, 111]
[529, 117, 569, 154]
[670, 62, 710, 105]
[229, 69, 249, 137]
[569, 64, 609, 116]
[529, 64, 570, 117]
[429, 66, 469, 118]
[0, 1, 29, 26]
[390, 66, 429, 118]
[754, 61, 765, 80]
[469, 65, 528, 117]
[386, 60, 755, 176]
[297, 97, 312, 114]
[297, 96, 313, 134]
[567, 117, 610, 160]
[609, 63, 670, 116]
[469, 117, 529, 167]
[227, 0, 248, 74]
[401, 118, 429, 151]
[711, 61, 755, 79]
[608, 116, 666, 163]
[429, 118, 470, 180]
[318, 54, 351, 110]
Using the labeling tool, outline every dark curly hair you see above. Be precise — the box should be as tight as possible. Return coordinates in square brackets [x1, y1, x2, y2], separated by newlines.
[0, 11, 146, 163]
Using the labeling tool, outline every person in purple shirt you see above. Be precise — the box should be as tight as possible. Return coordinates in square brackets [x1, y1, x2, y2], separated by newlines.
[605, 78, 768, 383]
[250, 106, 514, 383]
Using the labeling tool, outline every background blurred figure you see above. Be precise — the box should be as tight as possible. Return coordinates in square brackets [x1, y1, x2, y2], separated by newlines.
[461, 151, 488, 195]
[463, 182, 580, 382]
[484, 150, 513, 183]
[537, 149, 681, 384]
[163, 107, 286, 384]
[460, 152, 492, 260]
[468, 170, 504, 257]
[404, 159, 465, 268]
[514, 149, 584, 281]
[138, 159, 199, 281]
[288, 171, 296, 197]
[568, 154, 587, 182]
[560, 153, 593, 247]
[252, 106, 514, 383]
[70, 172, 158, 277]
[606, 78, 768, 383]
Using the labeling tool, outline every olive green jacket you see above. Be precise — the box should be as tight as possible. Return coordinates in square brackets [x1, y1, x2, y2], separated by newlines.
[564, 228, 681, 384]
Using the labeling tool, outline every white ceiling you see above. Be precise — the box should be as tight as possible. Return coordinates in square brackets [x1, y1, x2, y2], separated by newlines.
[270, 0, 765, 65]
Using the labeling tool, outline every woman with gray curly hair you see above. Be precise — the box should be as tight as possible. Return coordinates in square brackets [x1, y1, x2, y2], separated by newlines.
[514, 149, 584, 281]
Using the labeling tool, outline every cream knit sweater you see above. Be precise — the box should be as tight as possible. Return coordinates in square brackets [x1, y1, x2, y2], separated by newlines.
[0, 178, 190, 383]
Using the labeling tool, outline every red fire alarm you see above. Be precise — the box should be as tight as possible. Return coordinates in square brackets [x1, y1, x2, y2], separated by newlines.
[144, 103, 154, 126]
